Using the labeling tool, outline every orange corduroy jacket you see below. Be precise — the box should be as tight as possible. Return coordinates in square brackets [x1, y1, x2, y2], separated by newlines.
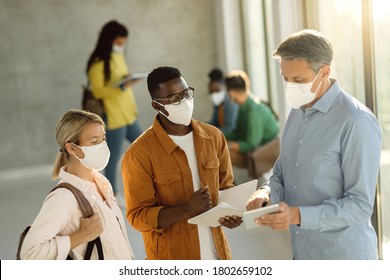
[122, 116, 234, 260]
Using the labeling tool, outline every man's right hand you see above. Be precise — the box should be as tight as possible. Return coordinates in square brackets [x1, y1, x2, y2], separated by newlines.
[185, 187, 212, 217]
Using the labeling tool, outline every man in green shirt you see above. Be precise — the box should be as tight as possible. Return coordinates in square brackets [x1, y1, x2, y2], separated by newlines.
[224, 70, 279, 169]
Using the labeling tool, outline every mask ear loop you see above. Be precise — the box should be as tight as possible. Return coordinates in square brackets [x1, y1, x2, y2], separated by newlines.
[311, 68, 324, 94]
[70, 142, 84, 160]
[153, 100, 164, 108]
[153, 100, 169, 118]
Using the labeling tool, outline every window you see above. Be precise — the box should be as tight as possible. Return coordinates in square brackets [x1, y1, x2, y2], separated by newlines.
[236, 0, 388, 258]
[306, 0, 366, 102]
[372, 0, 390, 260]
[306, 0, 389, 259]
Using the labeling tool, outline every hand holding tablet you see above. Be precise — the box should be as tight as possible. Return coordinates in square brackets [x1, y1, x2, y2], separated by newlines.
[243, 204, 280, 230]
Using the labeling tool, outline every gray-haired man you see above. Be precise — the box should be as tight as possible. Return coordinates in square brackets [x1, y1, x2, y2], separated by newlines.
[246, 29, 382, 260]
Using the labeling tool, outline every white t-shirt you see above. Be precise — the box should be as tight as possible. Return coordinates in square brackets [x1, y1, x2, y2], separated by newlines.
[169, 132, 218, 260]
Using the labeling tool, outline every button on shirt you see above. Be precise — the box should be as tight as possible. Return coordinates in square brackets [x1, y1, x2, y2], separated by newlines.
[267, 80, 382, 259]
[21, 167, 134, 260]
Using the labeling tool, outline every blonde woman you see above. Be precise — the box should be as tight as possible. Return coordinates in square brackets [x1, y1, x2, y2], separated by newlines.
[20, 109, 134, 260]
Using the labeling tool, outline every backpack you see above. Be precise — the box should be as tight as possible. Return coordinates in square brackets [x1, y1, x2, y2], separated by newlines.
[16, 182, 104, 260]
[81, 84, 105, 118]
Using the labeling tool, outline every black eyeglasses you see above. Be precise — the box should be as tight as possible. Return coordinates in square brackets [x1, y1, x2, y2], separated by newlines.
[154, 87, 195, 106]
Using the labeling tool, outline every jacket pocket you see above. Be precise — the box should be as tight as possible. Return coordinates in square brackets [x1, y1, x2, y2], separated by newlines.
[154, 172, 181, 206]
[201, 158, 220, 201]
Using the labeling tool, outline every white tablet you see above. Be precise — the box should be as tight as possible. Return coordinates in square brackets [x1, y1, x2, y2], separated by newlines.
[243, 204, 280, 230]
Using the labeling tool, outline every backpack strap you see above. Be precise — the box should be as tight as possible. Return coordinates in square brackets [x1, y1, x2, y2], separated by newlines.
[16, 226, 31, 260]
[84, 237, 104, 260]
[51, 182, 94, 218]
[17, 182, 104, 260]
[50, 183, 104, 260]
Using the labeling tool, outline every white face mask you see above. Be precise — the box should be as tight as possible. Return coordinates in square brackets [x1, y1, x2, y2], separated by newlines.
[72, 141, 110, 171]
[154, 98, 194, 126]
[285, 69, 323, 109]
[210, 91, 225, 106]
[112, 44, 125, 54]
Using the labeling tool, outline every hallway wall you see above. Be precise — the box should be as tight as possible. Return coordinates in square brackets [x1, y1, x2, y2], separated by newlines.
[0, 0, 218, 170]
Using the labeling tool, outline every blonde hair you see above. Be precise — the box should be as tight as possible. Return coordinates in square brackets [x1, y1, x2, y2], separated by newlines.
[52, 109, 105, 179]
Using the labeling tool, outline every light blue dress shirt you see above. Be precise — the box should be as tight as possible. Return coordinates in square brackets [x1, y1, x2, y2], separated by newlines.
[267, 79, 382, 259]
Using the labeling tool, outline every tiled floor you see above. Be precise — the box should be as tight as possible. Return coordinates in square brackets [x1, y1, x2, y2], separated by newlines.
[0, 164, 291, 260]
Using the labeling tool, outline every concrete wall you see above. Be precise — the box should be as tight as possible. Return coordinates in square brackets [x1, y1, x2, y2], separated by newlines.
[0, 0, 218, 170]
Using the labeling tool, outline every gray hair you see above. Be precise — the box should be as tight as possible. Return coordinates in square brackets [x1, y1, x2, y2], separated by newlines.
[273, 29, 333, 72]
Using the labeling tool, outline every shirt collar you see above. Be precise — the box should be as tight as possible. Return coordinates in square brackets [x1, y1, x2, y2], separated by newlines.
[152, 115, 211, 155]
[58, 166, 110, 195]
[240, 94, 255, 110]
[311, 79, 341, 113]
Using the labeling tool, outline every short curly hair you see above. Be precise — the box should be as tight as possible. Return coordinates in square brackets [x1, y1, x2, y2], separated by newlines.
[147, 66, 182, 98]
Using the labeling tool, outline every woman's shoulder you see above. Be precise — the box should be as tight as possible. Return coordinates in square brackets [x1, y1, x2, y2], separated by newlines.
[45, 185, 80, 206]
[88, 58, 104, 71]
[35, 186, 76, 220]
[46, 180, 93, 205]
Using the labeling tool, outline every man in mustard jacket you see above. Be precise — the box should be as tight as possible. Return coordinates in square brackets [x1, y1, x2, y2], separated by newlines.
[122, 66, 241, 260]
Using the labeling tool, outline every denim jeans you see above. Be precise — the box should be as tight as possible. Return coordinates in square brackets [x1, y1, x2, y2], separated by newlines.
[105, 120, 142, 194]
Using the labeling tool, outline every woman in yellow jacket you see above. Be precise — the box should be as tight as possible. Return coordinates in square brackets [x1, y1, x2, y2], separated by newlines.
[86, 20, 142, 200]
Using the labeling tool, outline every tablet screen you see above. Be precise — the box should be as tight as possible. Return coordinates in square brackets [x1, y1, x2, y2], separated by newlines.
[243, 204, 280, 230]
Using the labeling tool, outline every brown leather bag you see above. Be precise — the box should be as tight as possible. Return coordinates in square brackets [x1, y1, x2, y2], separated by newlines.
[247, 137, 280, 179]
[16, 182, 104, 260]
[82, 84, 105, 118]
